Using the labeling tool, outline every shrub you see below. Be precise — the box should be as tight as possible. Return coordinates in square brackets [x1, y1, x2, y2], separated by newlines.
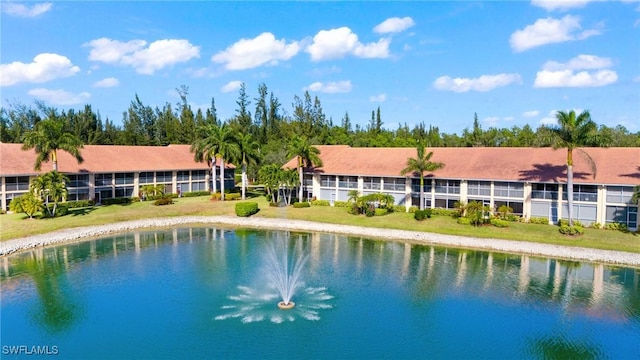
[529, 217, 549, 225]
[590, 222, 602, 229]
[334, 201, 348, 207]
[365, 208, 375, 217]
[392, 205, 406, 213]
[235, 202, 259, 217]
[63, 200, 95, 209]
[432, 208, 457, 217]
[226, 193, 241, 201]
[211, 192, 222, 200]
[183, 191, 211, 198]
[154, 197, 173, 206]
[457, 217, 471, 225]
[311, 200, 330, 206]
[559, 225, 584, 236]
[46, 204, 68, 217]
[9, 193, 43, 219]
[293, 202, 311, 208]
[414, 209, 431, 221]
[604, 222, 628, 232]
[490, 218, 510, 228]
[102, 197, 132, 205]
[408, 206, 419, 213]
[558, 219, 583, 227]
[506, 214, 520, 222]
[374, 208, 388, 216]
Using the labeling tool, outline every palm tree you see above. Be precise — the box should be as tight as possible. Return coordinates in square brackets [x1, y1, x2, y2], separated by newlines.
[191, 123, 239, 200]
[258, 164, 281, 204]
[236, 132, 260, 200]
[400, 145, 444, 210]
[545, 110, 603, 226]
[22, 116, 84, 171]
[30, 171, 68, 217]
[286, 135, 323, 202]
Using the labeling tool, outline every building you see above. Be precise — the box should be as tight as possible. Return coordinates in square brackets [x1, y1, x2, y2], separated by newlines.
[284, 145, 639, 229]
[0, 143, 235, 209]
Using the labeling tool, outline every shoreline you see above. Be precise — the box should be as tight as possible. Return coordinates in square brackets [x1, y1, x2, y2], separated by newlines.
[1, 216, 639, 267]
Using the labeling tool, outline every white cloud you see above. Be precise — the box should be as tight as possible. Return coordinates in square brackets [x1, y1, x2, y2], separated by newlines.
[374, 17, 415, 34]
[541, 54, 612, 71]
[522, 110, 540, 117]
[531, 0, 599, 11]
[534, 69, 617, 87]
[433, 73, 522, 92]
[305, 80, 352, 93]
[540, 117, 558, 126]
[211, 32, 300, 70]
[305, 27, 390, 61]
[509, 15, 600, 52]
[92, 77, 119, 88]
[369, 93, 387, 102]
[0, 53, 80, 86]
[2, 2, 52, 17]
[534, 54, 618, 87]
[28, 88, 90, 105]
[221, 80, 243, 93]
[483, 116, 500, 126]
[85, 38, 200, 74]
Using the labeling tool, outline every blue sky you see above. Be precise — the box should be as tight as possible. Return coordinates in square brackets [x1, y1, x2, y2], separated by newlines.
[1, 1, 639, 134]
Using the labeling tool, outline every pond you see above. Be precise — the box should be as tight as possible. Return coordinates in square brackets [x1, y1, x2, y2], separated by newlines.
[1, 227, 639, 359]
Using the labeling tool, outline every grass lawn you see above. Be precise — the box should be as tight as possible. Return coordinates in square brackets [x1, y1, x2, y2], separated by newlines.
[1, 195, 639, 253]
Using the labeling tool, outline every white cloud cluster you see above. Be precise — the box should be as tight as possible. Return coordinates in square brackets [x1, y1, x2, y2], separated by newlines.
[306, 27, 390, 61]
[305, 80, 352, 93]
[93, 77, 119, 88]
[374, 17, 415, 34]
[221, 80, 243, 93]
[211, 32, 300, 70]
[28, 88, 90, 105]
[2, 2, 52, 17]
[531, 0, 598, 11]
[510, 15, 600, 52]
[370, 93, 387, 102]
[522, 110, 540, 117]
[85, 38, 200, 74]
[534, 54, 618, 87]
[433, 73, 522, 92]
[0, 53, 80, 86]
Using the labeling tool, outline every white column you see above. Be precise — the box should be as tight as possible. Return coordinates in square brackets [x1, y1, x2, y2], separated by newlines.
[430, 178, 436, 209]
[358, 176, 364, 195]
[460, 180, 468, 204]
[133, 172, 140, 197]
[523, 182, 532, 221]
[405, 177, 411, 212]
[597, 185, 607, 225]
[557, 184, 564, 221]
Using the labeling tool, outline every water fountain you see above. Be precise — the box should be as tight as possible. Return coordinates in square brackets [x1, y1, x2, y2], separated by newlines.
[266, 233, 308, 310]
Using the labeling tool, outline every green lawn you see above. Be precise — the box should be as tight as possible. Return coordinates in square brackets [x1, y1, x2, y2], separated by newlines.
[1, 195, 638, 253]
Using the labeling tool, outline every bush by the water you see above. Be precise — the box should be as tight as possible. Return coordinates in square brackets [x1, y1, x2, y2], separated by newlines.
[235, 202, 259, 217]
[311, 200, 330, 206]
[63, 200, 95, 208]
[374, 208, 388, 216]
[182, 191, 211, 198]
[457, 217, 472, 225]
[293, 202, 310, 208]
[102, 197, 132, 205]
[490, 218, 510, 228]
[154, 197, 173, 206]
[529, 217, 549, 225]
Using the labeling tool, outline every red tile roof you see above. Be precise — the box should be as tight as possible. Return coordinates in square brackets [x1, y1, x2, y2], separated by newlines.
[0, 143, 234, 176]
[283, 145, 640, 185]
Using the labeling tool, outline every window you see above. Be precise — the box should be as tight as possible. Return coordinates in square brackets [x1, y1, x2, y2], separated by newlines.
[191, 181, 206, 191]
[606, 186, 634, 204]
[303, 175, 313, 187]
[66, 174, 89, 188]
[5, 176, 30, 191]
[115, 173, 134, 185]
[177, 171, 190, 182]
[494, 182, 524, 198]
[494, 200, 524, 215]
[156, 171, 172, 183]
[338, 176, 358, 189]
[411, 179, 432, 193]
[139, 172, 154, 184]
[95, 173, 112, 187]
[606, 206, 638, 228]
[383, 178, 405, 192]
[192, 170, 206, 180]
[67, 188, 90, 201]
[115, 186, 134, 198]
[532, 183, 558, 200]
[468, 181, 491, 196]
[320, 175, 336, 187]
[562, 184, 597, 202]
[435, 180, 460, 194]
[435, 198, 458, 209]
[363, 177, 381, 190]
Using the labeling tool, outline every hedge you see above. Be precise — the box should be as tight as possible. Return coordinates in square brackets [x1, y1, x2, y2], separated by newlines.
[63, 200, 95, 208]
[559, 224, 584, 236]
[182, 191, 211, 198]
[293, 202, 311, 208]
[311, 200, 330, 206]
[102, 197, 132, 205]
[235, 202, 259, 217]
[529, 217, 549, 225]
[374, 208, 388, 216]
[154, 197, 174, 206]
[414, 209, 431, 221]
[490, 218, 510, 228]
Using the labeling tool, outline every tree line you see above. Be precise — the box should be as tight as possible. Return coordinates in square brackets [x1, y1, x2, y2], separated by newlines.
[2, 82, 639, 165]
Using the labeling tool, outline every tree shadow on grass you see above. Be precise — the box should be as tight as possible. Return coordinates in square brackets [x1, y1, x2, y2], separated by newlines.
[68, 207, 97, 216]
